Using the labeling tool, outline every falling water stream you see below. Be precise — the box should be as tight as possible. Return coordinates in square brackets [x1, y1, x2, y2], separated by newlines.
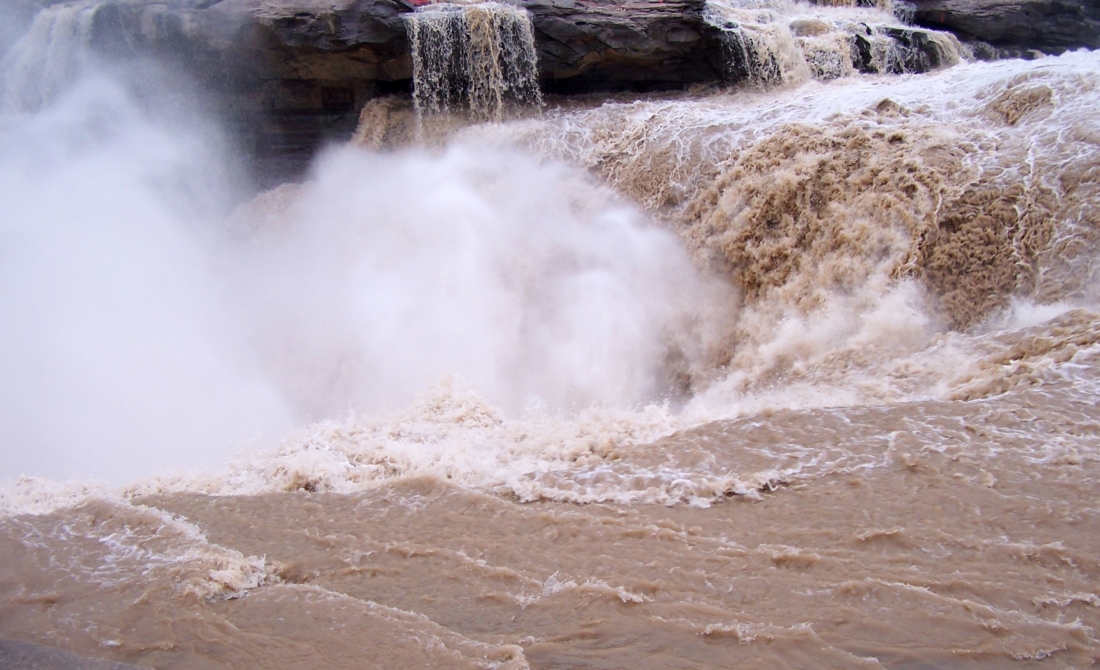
[405, 1, 542, 121]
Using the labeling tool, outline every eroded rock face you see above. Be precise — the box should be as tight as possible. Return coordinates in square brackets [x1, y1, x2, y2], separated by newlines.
[912, 0, 1100, 53]
[850, 25, 960, 73]
[14, 0, 1084, 180]
[43, 0, 731, 178]
[90, 0, 730, 94]
[48, 0, 733, 178]
[527, 0, 727, 93]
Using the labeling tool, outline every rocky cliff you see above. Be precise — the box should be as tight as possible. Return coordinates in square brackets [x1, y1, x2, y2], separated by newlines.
[12, 0, 1093, 180]
[912, 0, 1100, 54]
[47, 0, 732, 178]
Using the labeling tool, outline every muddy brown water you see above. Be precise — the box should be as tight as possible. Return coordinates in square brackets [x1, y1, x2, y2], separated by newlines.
[3, 377, 1100, 668]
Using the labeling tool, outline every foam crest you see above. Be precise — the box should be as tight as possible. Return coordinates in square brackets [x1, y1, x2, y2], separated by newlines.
[131, 375, 686, 498]
[945, 309, 1100, 402]
[5, 499, 274, 600]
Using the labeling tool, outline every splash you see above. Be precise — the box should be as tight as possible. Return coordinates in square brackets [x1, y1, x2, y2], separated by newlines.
[4, 15, 1100, 669]
[0, 73, 733, 484]
[228, 52, 1100, 505]
[404, 2, 542, 122]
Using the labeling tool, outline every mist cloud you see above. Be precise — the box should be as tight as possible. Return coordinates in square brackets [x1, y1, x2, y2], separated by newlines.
[0, 71, 724, 484]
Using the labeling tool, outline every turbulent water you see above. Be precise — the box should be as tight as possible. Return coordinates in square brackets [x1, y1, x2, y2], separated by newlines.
[703, 0, 962, 85]
[2, 2, 1100, 666]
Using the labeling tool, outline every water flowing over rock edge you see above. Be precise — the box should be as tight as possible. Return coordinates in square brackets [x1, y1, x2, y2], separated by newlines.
[7, 0, 1073, 180]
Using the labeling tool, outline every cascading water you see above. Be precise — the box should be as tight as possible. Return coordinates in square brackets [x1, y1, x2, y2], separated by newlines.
[703, 0, 963, 85]
[1, 1, 98, 112]
[404, 1, 542, 122]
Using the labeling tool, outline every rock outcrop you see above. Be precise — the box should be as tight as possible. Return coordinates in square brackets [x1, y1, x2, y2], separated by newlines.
[36, 0, 732, 178]
[528, 0, 726, 93]
[50, 0, 731, 178]
[912, 0, 1100, 53]
[88, 0, 730, 95]
[850, 25, 962, 73]
[7, 0, 1002, 180]
[86, 0, 414, 178]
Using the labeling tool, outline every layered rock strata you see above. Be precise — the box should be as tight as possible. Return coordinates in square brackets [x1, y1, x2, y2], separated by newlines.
[14, 0, 1091, 179]
[912, 0, 1100, 54]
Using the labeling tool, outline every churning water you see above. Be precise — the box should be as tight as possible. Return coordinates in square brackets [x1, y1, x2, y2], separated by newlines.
[703, 0, 962, 85]
[2, 1, 1100, 667]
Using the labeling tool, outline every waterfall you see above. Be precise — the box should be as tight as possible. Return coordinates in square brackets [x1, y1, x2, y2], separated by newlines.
[404, 2, 541, 122]
[1, 1, 99, 113]
[703, 0, 962, 86]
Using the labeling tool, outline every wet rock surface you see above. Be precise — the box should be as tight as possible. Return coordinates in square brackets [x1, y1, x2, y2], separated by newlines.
[53, 0, 733, 179]
[0, 638, 148, 669]
[18, 0, 1089, 180]
[912, 0, 1100, 53]
[850, 25, 959, 73]
[527, 0, 727, 93]
[84, 0, 414, 181]
[84, 0, 730, 93]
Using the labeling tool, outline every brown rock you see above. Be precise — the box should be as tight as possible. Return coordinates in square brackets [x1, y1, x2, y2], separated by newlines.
[912, 0, 1100, 53]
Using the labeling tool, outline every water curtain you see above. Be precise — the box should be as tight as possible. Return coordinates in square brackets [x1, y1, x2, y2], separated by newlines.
[404, 2, 542, 122]
[2, 1, 100, 112]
